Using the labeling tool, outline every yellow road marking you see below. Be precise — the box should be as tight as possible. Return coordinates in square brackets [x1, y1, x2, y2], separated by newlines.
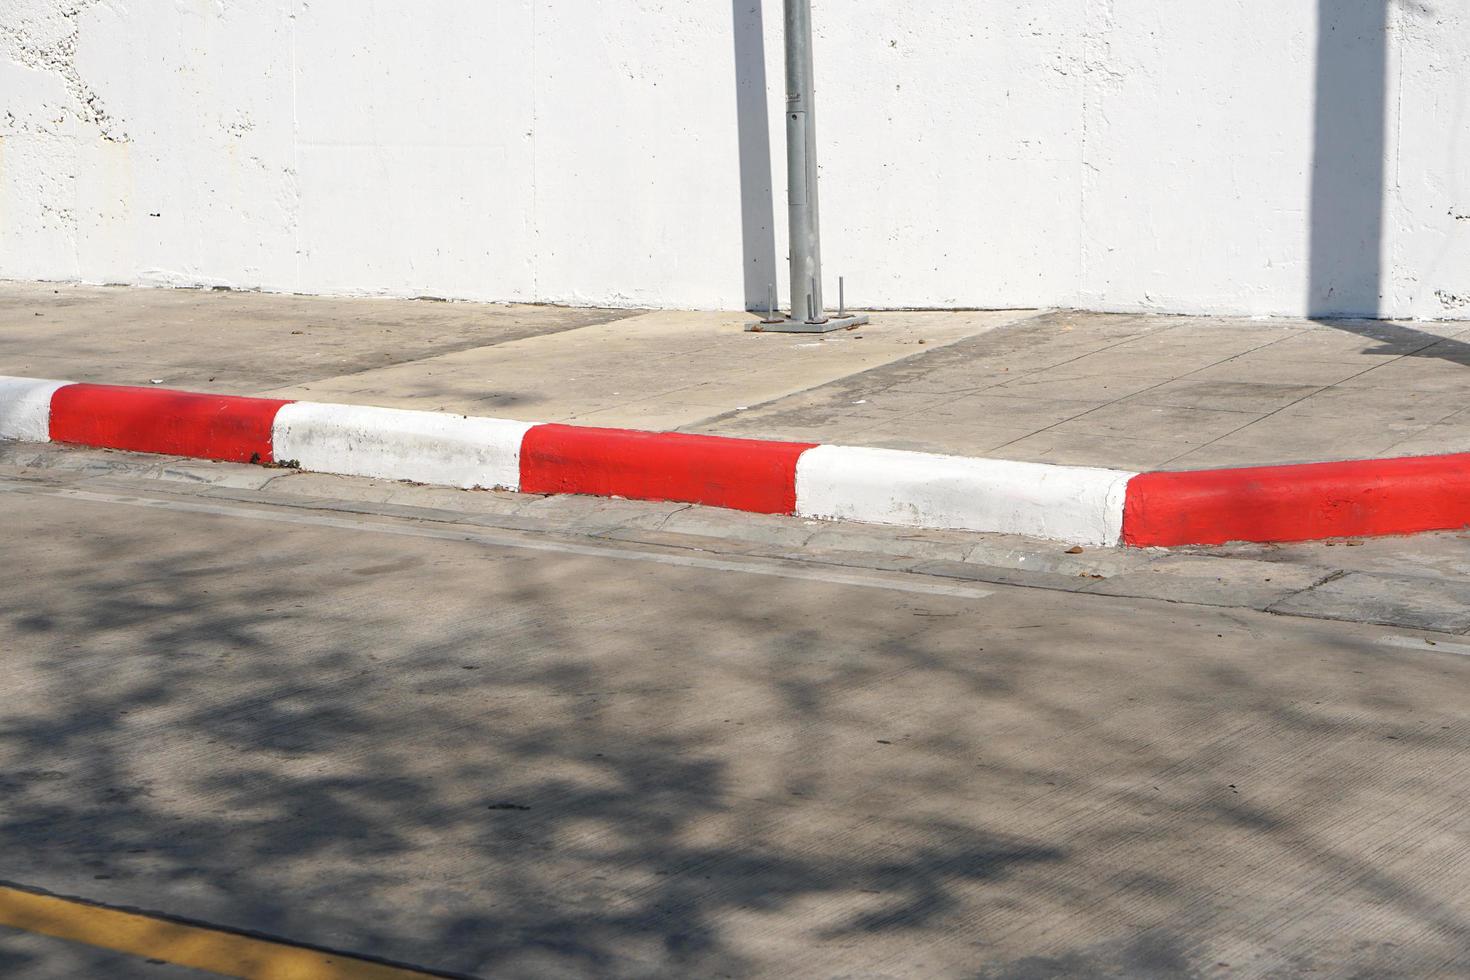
[0, 884, 453, 979]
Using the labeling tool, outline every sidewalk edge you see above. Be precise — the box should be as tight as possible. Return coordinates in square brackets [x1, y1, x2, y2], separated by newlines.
[5, 376, 1469, 549]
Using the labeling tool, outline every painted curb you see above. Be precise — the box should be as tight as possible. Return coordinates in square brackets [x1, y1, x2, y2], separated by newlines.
[49, 383, 289, 463]
[3, 375, 1469, 548]
[0, 376, 66, 443]
[273, 402, 534, 490]
[795, 445, 1132, 547]
[520, 424, 814, 515]
[1122, 454, 1470, 547]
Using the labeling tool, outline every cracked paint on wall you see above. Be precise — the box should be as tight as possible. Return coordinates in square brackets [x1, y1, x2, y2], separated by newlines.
[0, 0, 125, 141]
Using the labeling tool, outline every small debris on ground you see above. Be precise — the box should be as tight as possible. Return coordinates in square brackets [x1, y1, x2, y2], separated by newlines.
[1065, 545, 1084, 554]
[249, 453, 301, 469]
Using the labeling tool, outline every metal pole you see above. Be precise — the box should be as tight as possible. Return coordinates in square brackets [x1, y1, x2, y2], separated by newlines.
[745, 1, 866, 334]
[784, 0, 823, 321]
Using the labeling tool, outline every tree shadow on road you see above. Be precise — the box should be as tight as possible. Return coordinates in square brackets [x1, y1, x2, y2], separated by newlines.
[0, 499, 1468, 977]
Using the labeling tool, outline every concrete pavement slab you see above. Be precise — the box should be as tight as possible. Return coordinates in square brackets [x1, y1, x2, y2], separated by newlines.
[976, 431, 1191, 471]
[1269, 570, 1470, 632]
[854, 421, 1040, 455]
[1080, 555, 1329, 610]
[1384, 419, 1470, 457]
[1263, 319, 1470, 360]
[265, 309, 1028, 425]
[1041, 400, 1261, 446]
[1334, 340, 1470, 389]
[1237, 528, 1470, 584]
[1274, 383, 1469, 424]
[1124, 379, 1324, 414]
[1182, 351, 1382, 386]
[1161, 413, 1427, 471]
[0, 282, 637, 393]
[991, 370, 1175, 403]
[691, 311, 1470, 470]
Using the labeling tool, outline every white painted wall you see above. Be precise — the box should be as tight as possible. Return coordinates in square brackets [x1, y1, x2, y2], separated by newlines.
[1, 0, 1466, 318]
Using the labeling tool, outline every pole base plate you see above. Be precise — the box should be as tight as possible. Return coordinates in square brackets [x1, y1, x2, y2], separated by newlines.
[744, 313, 869, 334]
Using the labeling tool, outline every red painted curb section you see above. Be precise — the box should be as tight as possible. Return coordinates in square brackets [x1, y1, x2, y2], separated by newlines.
[49, 384, 291, 464]
[1123, 453, 1470, 547]
[520, 423, 814, 514]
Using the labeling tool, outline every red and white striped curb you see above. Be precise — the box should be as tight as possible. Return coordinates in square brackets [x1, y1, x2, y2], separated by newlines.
[4, 375, 1470, 548]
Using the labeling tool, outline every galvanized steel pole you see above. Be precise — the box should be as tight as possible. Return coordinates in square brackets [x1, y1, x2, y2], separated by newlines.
[784, 0, 823, 321]
[745, 0, 866, 333]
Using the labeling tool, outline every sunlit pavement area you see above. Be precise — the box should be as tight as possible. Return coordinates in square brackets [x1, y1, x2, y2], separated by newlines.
[0, 447, 1468, 977]
[8, 283, 1470, 470]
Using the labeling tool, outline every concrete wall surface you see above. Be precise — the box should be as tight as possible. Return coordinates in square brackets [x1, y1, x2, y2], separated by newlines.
[1, 0, 1466, 318]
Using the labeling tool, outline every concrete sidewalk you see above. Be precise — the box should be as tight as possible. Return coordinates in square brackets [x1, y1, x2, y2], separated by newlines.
[5, 282, 1470, 472]
[698, 312, 1470, 470]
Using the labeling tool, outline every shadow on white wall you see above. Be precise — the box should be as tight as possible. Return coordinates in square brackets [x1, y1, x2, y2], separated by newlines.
[1308, 0, 1390, 318]
[731, 1, 779, 313]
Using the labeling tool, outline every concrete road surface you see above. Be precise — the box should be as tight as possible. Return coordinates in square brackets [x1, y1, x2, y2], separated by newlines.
[0, 463, 1468, 978]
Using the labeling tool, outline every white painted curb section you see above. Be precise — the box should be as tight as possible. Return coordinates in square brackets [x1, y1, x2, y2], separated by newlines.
[272, 402, 535, 491]
[794, 445, 1136, 547]
[0, 376, 69, 443]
